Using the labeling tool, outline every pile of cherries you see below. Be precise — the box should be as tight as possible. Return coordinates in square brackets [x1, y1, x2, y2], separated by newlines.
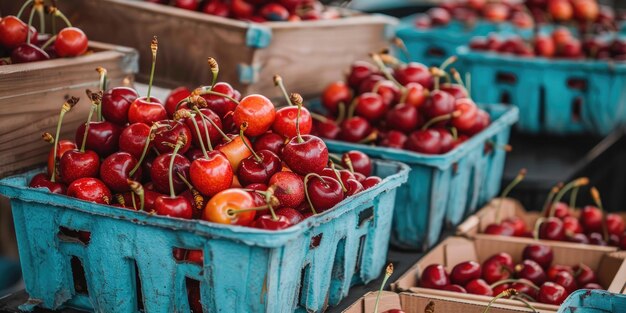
[414, 0, 534, 29]
[469, 27, 626, 60]
[419, 243, 603, 306]
[145, 0, 340, 22]
[484, 177, 626, 249]
[0, 1, 89, 65]
[313, 55, 492, 155]
[29, 37, 382, 233]
[525, 0, 620, 34]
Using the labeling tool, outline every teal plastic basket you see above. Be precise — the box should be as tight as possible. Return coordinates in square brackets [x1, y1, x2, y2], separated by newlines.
[458, 47, 626, 135]
[395, 16, 526, 67]
[557, 289, 626, 313]
[0, 160, 408, 313]
[322, 104, 518, 250]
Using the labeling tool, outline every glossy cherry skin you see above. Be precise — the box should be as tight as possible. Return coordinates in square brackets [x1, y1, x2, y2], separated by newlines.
[47, 140, 77, 179]
[102, 87, 139, 125]
[553, 271, 577, 293]
[0, 16, 37, 49]
[55, 27, 88, 57]
[253, 214, 292, 230]
[451, 98, 478, 132]
[419, 264, 449, 289]
[573, 263, 597, 286]
[484, 222, 515, 236]
[547, 264, 574, 281]
[216, 135, 252, 171]
[10, 43, 49, 64]
[503, 216, 527, 236]
[563, 216, 584, 235]
[203, 189, 255, 226]
[405, 129, 442, 154]
[201, 82, 239, 118]
[354, 93, 386, 122]
[128, 97, 167, 125]
[538, 282, 567, 305]
[237, 150, 281, 186]
[275, 207, 304, 225]
[539, 217, 566, 241]
[185, 108, 223, 149]
[379, 130, 407, 149]
[607, 214, 625, 235]
[282, 135, 329, 176]
[253, 132, 285, 156]
[465, 109, 491, 136]
[75, 121, 122, 157]
[164, 87, 191, 118]
[423, 90, 455, 120]
[428, 7, 451, 25]
[404, 82, 428, 108]
[522, 244, 553, 269]
[547, 202, 571, 219]
[306, 176, 344, 213]
[442, 284, 467, 293]
[588, 232, 608, 246]
[338, 117, 372, 143]
[362, 176, 381, 190]
[393, 62, 433, 89]
[67, 178, 112, 204]
[100, 152, 141, 192]
[386, 104, 420, 133]
[202, 0, 230, 17]
[515, 259, 547, 286]
[272, 106, 312, 138]
[233, 94, 276, 137]
[153, 121, 192, 154]
[59, 150, 100, 184]
[154, 195, 193, 219]
[358, 74, 385, 95]
[322, 81, 352, 114]
[29, 173, 66, 194]
[482, 252, 514, 284]
[342, 151, 372, 177]
[510, 278, 538, 299]
[579, 205, 603, 233]
[374, 80, 401, 106]
[119, 123, 152, 159]
[466, 279, 493, 296]
[189, 151, 233, 197]
[268, 171, 304, 208]
[150, 153, 191, 195]
[450, 261, 481, 286]
[174, 0, 200, 10]
[312, 118, 341, 140]
[347, 61, 377, 89]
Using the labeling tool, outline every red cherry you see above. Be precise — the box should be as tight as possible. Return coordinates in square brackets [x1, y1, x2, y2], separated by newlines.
[202, 0, 230, 17]
[231, 0, 254, 20]
[539, 217, 566, 241]
[510, 278, 539, 299]
[580, 205, 603, 233]
[75, 121, 122, 157]
[59, 150, 100, 184]
[423, 90, 455, 119]
[563, 216, 584, 235]
[607, 214, 625, 235]
[419, 264, 449, 289]
[237, 150, 281, 186]
[154, 195, 194, 219]
[450, 261, 481, 286]
[274, 207, 304, 225]
[150, 153, 190, 195]
[233, 94, 276, 137]
[10, 43, 49, 63]
[537, 282, 567, 305]
[442, 284, 467, 293]
[361, 176, 381, 190]
[253, 133, 285, 156]
[503, 216, 527, 236]
[465, 109, 490, 136]
[321, 81, 351, 115]
[164, 87, 191, 118]
[29, 173, 66, 194]
[201, 82, 240, 118]
[482, 253, 514, 284]
[174, 0, 200, 10]
[305, 175, 344, 213]
[515, 259, 547, 286]
[342, 151, 372, 177]
[339, 117, 372, 143]
[184, 108, 223, 149]
[354, 93, 387, 122]
[54, 27, 88, 57]
[482, 3, 509, 22]
[385, 104, 420, 133]
[102, 87, 139, 125]
[272, 106, 312, 138]
[312, 118, 341, 140]
[282, 135, 328, 176]
[153, 121, 192, 154]
[405, 129, 442, 155]
[100, 152, 141, 192]
[451, 98, 478, 132]
[553, 271, 577, 293]
[128, 97, 167, 125]
[583, 283, 603, 290]
[573, 263, 597, 286]
[67, 178, 112, 204]
[549, 0, 573, 21]
[393, 62, 433, 89]
[522, 244, 553, 269]
[119, 123, 152, 159]
[547, 264, 574, 281]
[404, 82, 429, 108]
[347, 61, 377, 89]
[47, 140, 77, 180]
[268, 172, 304, 208]
[379, 130, 407, 149]
[0, 16, 36, 49]
[260, 3, 289, 21]
[465, 279, 493, 296]
[427, 7, 451, 25]
[535, 35, 556, 58]
[374, 80, 401, 106]
[253, 214, 292, 229]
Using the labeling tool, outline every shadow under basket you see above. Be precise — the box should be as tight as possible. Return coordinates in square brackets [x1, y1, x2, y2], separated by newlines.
[321, 104, 519, 250]
[0, 160, 408, 313]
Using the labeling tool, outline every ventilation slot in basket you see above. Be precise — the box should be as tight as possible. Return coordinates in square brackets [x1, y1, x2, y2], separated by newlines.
[133, 261, 145, 312]
[354, 236, 366, 274]
[426, 47, 445, 57]
[539, 86, 546, 128]
[496, 72, 517, 84]
[571, 97, 582, 122]
[58, 227, 91, 244]
[70, 256, 88, 295]
[358, 207, 374, 227]
[297, 264, 311, 309]
[328, 238, 346, 304]
[500, 91, 511, 105]
[465, 165, 477, 214]
[310, 234, 323, 249]
[186, 277, 203, 313]
[567, 78, 587, 91]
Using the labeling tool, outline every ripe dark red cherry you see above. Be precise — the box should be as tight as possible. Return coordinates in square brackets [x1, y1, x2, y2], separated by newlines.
[54, 27, 89, 57]
[102, 87, 139, 125]
[67, 178, 112, 204]
[450, 261, 481, 286]
[419, 264, 449, 289]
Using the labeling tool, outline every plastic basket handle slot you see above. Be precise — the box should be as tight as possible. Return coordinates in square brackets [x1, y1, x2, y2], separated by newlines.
[358, 207, 374, 227]
[571, 97, 583, 123]
[70, 256, 89, 295]
[186, 277, 202, 313]
[567, 78, 588, 91]
[133, 261, 145, 312]
[58, 226, 91, 245]
[310, 234, 323, 249]
[426, 47, 446, 57]
[297, 264, 311, 309]
[500, 91, 511, 105]
[496, 72, 517, 85]
[354, 235, 367, 274]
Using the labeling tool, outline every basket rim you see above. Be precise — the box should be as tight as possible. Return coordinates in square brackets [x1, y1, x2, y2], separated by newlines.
[0, 159, 409, 248]
[323, 103, 519, 169]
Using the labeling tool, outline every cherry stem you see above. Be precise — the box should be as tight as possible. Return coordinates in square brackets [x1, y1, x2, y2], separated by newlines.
[80, 104, 97, 153]
[439, 56, 457, 71]
[342, 155, 355, 174]
[489, 279, 540, 292]
[195, 107, 230, 143]
[273, 75, 292, 107]
[36, 4, 45, 34]
[239, 122, 261, 162]
[264, 188, 278, 221]
[481, 289, 519, 313]
[226, 205, 270, 217]
[541, 183, 562, 217]
[373, 263, 394, 313]
[128, 180, 145, 211]
[292, 93, 305, 143]
[421, 110, 461, 130]
[336, 102, 346, 124]
[17, 0, 34, 19]
[207, 57, 219, 88]
[131, 193, 137, 210]
[146, 36, 158, 100]
[26, 4, 36, 44]
[53, 8, 72, 27]
[199, 112, 213, 152]
[129, 127, 154, 176]
[310, 111, 330, 123]
[96, 67, 107, 121]
[189, 113, 210, 158]
[304, 173, 328, 215]
[347, 98, 359, 120]
[450, 127, 458, 140]
[177, 172, 204, 211]
[197, 88, 240, 105]
[330, 162, 347, 193]
[40, 34, 57, 51]
[549, 177, 589, 218]
[496, 168, 526, 224]
[393, 37, 411, 61]
[370, 53, 404, 89]
[569, 185, 580, 210]
[50, 102, 72, 182]
[591, 187, 609, 242]
[167, 137, 184, 198]
[533, 217, 546, 241]
[465, 72, 472, 96]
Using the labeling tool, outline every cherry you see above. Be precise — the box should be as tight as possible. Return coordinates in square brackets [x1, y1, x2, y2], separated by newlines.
[153, 137, 193, 219]
[607, 214, 625, 235]
[466, 279, 493, 296]
[304, 174, 344, 214]
[559, 38, 583, 59]
[405, 129, 441, 154]
[573, 0, 599, 22]
[362, 176, 382, 190]
[563, 216, 584, 234]
[29, 173, 66, 194]
[231, 0, 254, 20]
[10, 43, 49, 63]
[465, 109, 490, 136]
[164, 87, 191, 118]
[482, 252, 514, 284]
[584, 283, 603, 290]
[60, 102, 101, 184]
[442, 284, 467, 293]
[522, 244, 553, 269]
[414, 14, 432, 28]
[354, 93, 386, 122]
[272, 106, 312, 139]
[510, 279, 539, 299]
[423, 90, 455, 119]
[75, 120, 122, 157]
[100, 152, 141, 192]
[102, 87, 139, 125]
[217, 135, 252, 171]
[580, 205, 603, 234]
[427, 7, 451, 25]
[54, 27, 88, 57]
[535, 35, 556, 58]
[201, 82, 239, 118]
[253, 133, 285, 156]
[203, 188, 255, 226]
[440, 84, 468, 100]
[339, 117, 373, 143]
[236, 124, 281, 186]
[0, 16, 38, 50]
[553, 271, 577, 293]
[150, 149, 191, 195]
[588, 232, 607, 246]
[515, 259, 547, 286]
[394, 62, 433, 89]
[67, 178, 112, 204]
[253, 214, 292, 230]
[539, 217, 566, 241]
[549, 0, 573, 21]
[128, 97, 167, 125]
[358, 74, 385, 95]
[347, 61, 377, 89]
[451, 98, 478, 132]
[341, 151, 372, 177]
[419, 264, 449, 289]
[185, 108, 223, 149]
[404, 83, 429, 108]
[374, 80, 401, 106]
[119, 123, 152, 159]
[385, 104, 420, 133]
[573, 263, 597, 286]
[312, 118, 341, 140]
[174, 0, 200, 10]
[274, 207, 304, 225]
[547, 265, 574, 281]
[202, 0, 230, 17]
[379, 130, 407, 149]
[268, 172, 304, 208]
[153, 121, 192, 154]
[503, 216, 527, 236]
[450, 261, 481, 286]
[233, 94, 275, 137]
[321, 81, 351, 115]
[537, 282, 567, 305]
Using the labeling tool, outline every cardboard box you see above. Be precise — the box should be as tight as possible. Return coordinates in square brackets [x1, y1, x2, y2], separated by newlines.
[0, 41, 137, 178]
[392, 236, 626, 312]
[457, 198, 626, 244]
[51, 0, 397, 98]
[343, 291, 550, 313]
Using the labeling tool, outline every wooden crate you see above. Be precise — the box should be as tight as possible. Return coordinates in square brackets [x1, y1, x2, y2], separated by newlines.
[53, 0, 397, 98]
[0, 41, 138, 178]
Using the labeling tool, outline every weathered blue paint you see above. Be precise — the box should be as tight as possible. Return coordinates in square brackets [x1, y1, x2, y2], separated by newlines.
[321, 104, 519, 250]
[557, 289, 626, 313]
[0, 160, 409, 313]
[238, 63, 261, 85]
[458, 46, 626, 135]
[246, 24, 272, 49]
